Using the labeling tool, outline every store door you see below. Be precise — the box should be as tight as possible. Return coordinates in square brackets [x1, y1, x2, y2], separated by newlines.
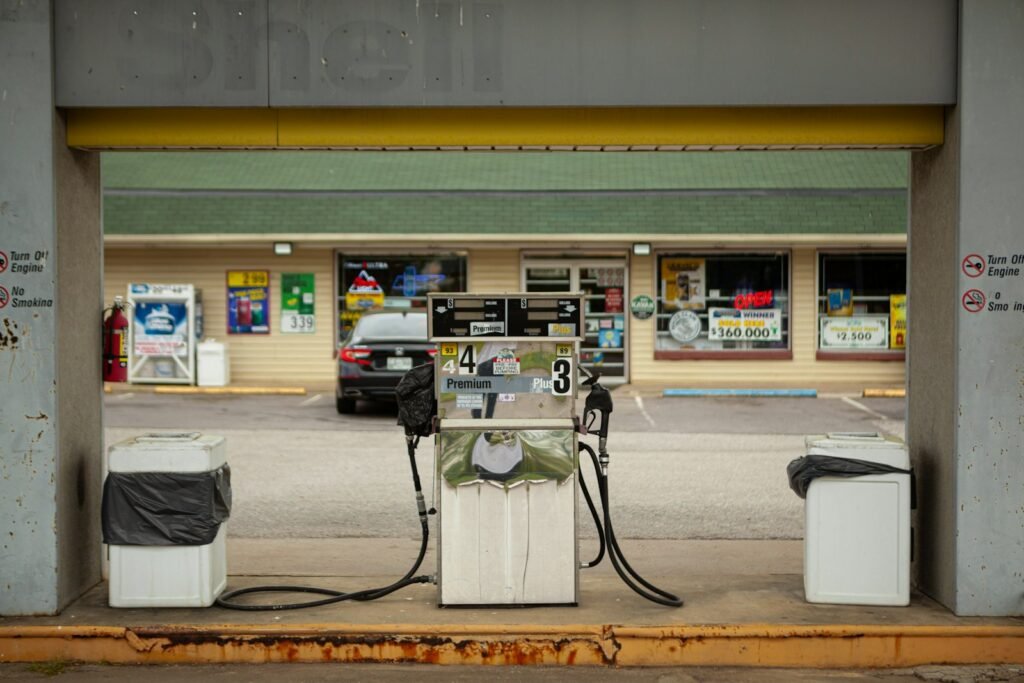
[522, 259, 628, 384]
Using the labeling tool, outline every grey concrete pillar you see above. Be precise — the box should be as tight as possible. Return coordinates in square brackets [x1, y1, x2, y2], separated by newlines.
[909, 1, 1024, 616]
[0, 1, 103, 615]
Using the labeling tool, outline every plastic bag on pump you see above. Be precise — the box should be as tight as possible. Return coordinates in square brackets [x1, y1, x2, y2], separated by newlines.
[396, 362, 436, 437]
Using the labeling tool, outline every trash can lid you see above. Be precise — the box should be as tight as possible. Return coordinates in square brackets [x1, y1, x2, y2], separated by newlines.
[805, 431, 904, 449]
[109, 432, 227, 473]
[806, 444, 909, 469]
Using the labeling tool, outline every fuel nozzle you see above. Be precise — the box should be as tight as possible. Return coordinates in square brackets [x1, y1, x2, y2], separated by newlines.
[582, 369, 613, 473]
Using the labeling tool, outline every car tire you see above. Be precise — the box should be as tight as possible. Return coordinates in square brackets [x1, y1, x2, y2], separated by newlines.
[336, 396, 356, 414]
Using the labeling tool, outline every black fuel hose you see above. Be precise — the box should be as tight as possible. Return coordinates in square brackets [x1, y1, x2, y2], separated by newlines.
[579, 442, 683, 608]
[578, 445, 606, 569]
[215, 438, 432, 611]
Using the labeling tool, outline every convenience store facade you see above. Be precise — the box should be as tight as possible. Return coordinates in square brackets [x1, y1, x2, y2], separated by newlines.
[102, 152, 908, 389]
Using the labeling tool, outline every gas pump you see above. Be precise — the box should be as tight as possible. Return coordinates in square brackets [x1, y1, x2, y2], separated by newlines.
[429, 293, 681, 607]
[429, 293, 584, 605]
[216, 292, 679, 610]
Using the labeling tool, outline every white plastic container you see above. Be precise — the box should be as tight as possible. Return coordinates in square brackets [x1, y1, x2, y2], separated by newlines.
[197, 339, 230, 387]
[802, 432, 911, 606]
[107, 433, 228, 608]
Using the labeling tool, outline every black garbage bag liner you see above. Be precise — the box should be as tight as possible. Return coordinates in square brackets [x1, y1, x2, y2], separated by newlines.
[396, 362, 436, 437]
[102, 465, 231, 545]
[787, 455, 911, 499]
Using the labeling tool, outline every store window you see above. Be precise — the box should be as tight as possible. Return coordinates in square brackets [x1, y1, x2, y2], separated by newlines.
[817, 252, 906, 356]
[655, 252, 790, 357]
[336, 254, 467, 344]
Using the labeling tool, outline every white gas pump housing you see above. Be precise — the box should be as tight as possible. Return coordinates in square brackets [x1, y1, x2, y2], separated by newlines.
[429, 293, 585, 606]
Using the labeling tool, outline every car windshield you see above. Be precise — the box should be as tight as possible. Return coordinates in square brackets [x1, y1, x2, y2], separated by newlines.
[353, 313, 427, 341]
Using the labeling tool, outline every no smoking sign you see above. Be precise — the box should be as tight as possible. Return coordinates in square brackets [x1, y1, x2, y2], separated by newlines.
[962, 289, 986, 313]
[0, 286, 8, 310]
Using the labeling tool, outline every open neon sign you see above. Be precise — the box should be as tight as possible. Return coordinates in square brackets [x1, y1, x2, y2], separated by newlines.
[734, 290, 774, 309]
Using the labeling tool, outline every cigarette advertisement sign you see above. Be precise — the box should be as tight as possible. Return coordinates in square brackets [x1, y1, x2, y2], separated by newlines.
[708, 308, 782, 342]
[281, 273, 315, 334]
[661, 257, 706, 310]
[889, 295, 907, 349]
[227, 270, 270, 334]
[820, 315, 889, 349]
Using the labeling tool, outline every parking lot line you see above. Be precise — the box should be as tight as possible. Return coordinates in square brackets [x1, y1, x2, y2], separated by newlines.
[841, 395, 888, 420]
[299, 394, 323, 407]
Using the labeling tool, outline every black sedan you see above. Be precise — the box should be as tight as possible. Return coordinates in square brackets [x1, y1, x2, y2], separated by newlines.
[336, 311, 435, 413]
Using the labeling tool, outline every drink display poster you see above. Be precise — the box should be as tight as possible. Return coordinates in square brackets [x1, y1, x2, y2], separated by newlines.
[227, 270, 270, 334]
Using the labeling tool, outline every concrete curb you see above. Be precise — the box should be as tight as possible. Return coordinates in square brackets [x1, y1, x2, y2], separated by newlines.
[152, 386, 308, 396]
[863, 388, 907, 398]
[3, 623, 1023, 668]
[104, 384, 312, 396]
[664, 388, 818, 398]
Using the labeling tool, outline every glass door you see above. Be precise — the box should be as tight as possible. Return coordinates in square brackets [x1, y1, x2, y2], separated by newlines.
[523, 259, 628, 384]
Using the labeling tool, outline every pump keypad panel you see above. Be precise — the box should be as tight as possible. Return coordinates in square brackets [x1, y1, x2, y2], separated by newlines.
[429, 294, 584, 341]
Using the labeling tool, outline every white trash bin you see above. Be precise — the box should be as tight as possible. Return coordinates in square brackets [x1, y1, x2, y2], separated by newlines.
[802, 432, 911, 606]
[197, 339, 230, 387]
[106, 433, 228, 608]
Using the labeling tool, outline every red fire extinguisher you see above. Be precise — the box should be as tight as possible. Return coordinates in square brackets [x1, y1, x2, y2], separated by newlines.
[103, 296, 129, 383]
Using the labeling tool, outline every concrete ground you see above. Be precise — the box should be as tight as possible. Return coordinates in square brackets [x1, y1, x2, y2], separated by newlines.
[102, 391, 905, 541]
[7, 392, 1021, 673]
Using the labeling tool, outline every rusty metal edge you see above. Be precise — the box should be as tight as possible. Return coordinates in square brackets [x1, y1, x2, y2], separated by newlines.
[1, 623, 1023, 667]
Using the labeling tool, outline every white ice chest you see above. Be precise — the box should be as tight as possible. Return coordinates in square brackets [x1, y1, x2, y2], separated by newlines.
[803, 433, 911, 606]
[107, 433, 227, 608]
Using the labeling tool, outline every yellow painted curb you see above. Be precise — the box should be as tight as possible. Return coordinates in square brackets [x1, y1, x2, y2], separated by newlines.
[863, 388, 906, 398]
[2, 623, 1023, 668]
[152, 386, 307, 396]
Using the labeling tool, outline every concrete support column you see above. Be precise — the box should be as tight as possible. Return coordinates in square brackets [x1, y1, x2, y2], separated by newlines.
[909, 2, 1024, 616]
[0, 1, 103, 615]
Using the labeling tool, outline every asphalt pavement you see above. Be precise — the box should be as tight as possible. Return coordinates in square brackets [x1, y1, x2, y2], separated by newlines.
[103, 391, 905, 541]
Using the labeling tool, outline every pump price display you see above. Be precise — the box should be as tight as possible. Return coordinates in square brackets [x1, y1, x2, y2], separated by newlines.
[708, 308, 782, 342]
[430, 294, 583, 340]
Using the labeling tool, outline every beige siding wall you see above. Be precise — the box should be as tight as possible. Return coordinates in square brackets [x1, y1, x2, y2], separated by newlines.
[106, 244, 904, 388]
[105, 246, 336, 386]
[468, 248, 521, 293]
[628, 247, 906, 388]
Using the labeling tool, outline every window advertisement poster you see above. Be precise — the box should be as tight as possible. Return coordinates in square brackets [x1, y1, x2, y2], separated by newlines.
[598, 328, 623, 348]
[819, 315, 889, 349]
[660, 258, 706, 311]
[338, 255, 466, 340]
[889, 295, 907, 349]
[708, 308, 782, 342]
[827, 288, 854, 316]
[227, 270, 270, 334]
[605, 287, 623, 313]
[281, 273, 315, 334]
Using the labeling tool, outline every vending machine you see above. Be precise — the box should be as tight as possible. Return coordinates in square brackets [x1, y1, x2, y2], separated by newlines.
[429, 293, 584, 606]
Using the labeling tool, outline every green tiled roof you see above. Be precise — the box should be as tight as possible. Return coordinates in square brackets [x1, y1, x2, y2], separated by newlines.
[104, 193, 906, 235]
[102, 151, 907, 191]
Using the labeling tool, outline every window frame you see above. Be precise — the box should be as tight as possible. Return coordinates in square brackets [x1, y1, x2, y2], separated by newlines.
[815, 249, 907, 361]
[652, 249, 793, 361]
